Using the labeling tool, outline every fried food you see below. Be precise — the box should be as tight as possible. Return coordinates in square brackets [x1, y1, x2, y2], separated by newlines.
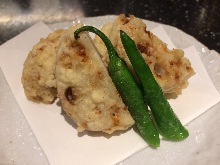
[94, 14, 195, 94]
[56, 23, 134, 134]
[21, 14, 195, 135]
[21, 29, 65, 104]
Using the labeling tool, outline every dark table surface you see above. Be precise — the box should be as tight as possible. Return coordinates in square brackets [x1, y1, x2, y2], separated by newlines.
[0, 0, 219, 53]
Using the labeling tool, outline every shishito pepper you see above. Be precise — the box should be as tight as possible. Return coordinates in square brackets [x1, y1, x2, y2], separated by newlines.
[74, 26, 160, 147]
[120, 30, 189, 141]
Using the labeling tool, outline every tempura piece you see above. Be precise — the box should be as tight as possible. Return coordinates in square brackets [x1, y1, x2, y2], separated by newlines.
[56, 23, 134, 134]
[21, 29, 65, 104]
[94, 14, 195, 94]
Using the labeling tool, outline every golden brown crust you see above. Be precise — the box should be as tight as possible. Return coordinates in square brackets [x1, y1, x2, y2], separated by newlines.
[94, 14, 195, 94]
[56, 23, 134, 134]
[21, 29, 65, 104]
[21, 15, 195, 135]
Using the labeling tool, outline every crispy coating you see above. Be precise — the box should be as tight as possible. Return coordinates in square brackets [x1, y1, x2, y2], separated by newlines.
[21, 29, 65, 104]
[21, 14, 195, 134]
[94, 14, 195, 94]
[56, 23, 134, 134]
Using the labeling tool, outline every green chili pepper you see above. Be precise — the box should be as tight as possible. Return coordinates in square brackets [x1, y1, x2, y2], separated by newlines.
[120, 30, 189, 141]
[74, 26, 160, 147]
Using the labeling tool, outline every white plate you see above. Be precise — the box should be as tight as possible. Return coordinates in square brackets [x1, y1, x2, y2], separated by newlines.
[1, 15, 220, 165]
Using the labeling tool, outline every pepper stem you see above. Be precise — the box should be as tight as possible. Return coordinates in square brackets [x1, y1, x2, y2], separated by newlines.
[74, 26, 118, 61]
